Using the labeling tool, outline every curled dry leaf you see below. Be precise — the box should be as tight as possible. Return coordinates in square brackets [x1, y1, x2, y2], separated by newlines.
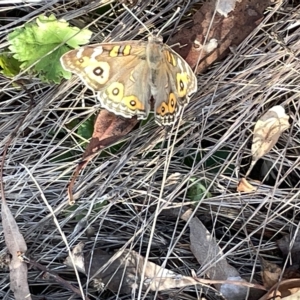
[257, 234, 300, 292]
[245, 105, 290, 178]
[1, 201, 31, 300]
[237, 177, 257, 193]
[67, 109, 138, 204]
[65, 243, 200, 294]
[259, 278, 300, 300]
[81, 110, 138, 163]
[260, 257, 283, 289]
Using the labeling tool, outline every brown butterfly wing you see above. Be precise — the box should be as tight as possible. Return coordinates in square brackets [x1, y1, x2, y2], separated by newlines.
[60, 41, 151, 119]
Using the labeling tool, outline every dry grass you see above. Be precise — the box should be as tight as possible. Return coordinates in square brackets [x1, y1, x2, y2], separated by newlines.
[1, 1, 300, 299]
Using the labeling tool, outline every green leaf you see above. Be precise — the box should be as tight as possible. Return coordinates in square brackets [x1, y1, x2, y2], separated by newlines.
[65, 119, 80, 131]
[204, 149, 235, 175]
[77, 115, 95, 147]
[77, 117, 95, 141]
[0, 52, 21, 77]
[64, 201, 108, 221]
[50, 151, 74, 163]
[184, 148, 234, 175]
[7, 14, 92, 83]
[187, 178, 212, 202]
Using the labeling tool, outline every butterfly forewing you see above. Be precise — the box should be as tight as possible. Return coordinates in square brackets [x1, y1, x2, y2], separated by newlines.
[61, 42, 151, 119]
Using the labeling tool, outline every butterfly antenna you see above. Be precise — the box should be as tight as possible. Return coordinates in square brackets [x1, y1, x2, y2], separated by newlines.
[123, 4, 180, 37]
[157, 7, 180, 36]
[122, 3, 152, 35]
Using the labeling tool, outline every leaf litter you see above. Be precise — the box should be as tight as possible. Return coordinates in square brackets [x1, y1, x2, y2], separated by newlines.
[0, 85, 32, 299]
[245, 105, 290, 178]
[238, 105, 290, 192]
[65, 242, 202, 294]
[1, 202, 31, 300]
[1, 1, 300, 300]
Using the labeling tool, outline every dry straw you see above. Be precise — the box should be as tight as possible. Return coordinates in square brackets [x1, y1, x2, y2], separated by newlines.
[1, 1, 300, 299]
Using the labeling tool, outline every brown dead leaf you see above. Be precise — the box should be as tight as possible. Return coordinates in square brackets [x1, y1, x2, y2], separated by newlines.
[1, 201, 31, 300]
[82, 110, 138, 162]
[170, 0, 269, 73]
[245, 106, 290, 178]
[0, 82, 34, 299]
[259, 278, 300, 300]
[182, 210, 248, 300]
[65, 243, 200, 294]
[258, 249, 300, 299]
[282, 289, 300, 299]
[68, 110, 138, 204]
[260, 257, 283, 289]
[237, 178, 257, 192]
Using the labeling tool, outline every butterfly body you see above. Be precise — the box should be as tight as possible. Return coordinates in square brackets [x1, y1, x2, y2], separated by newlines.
[60, 36, 197, 125]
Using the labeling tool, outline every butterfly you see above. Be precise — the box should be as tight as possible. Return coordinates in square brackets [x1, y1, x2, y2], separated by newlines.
[60, 35, 197, 126]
